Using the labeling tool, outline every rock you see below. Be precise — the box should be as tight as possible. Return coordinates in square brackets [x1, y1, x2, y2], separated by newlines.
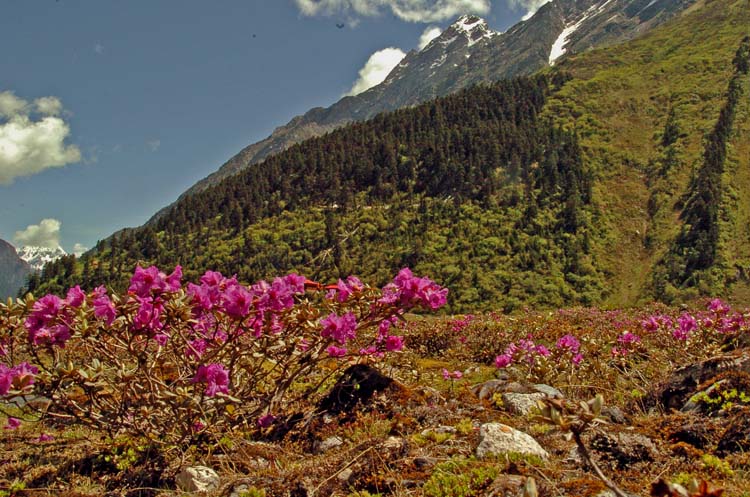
[413, 456, 438, 469]
[601, 406, 628, 424]
[476, 423, 548, 459]
[590, 431, 658, 469]
[717, 407, 750, 455]
[668, 420, 714, 449]
[421, 425, 457, 435]
[316, 436, 344, 453]
[319, 364, 393, 414]
[381, 436, 409, 457]
[501, 392, 546, 415]
[531, 384, 563, 398]
[471, 379, 507, 400]
[337, 468, 354, 483]
[653, 349, 750, 410]
[485, 474, 527, 496]
[175, 466, 220, 492]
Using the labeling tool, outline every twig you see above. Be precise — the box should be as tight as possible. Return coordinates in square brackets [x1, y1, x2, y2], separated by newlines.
[573, 430, 633, 497]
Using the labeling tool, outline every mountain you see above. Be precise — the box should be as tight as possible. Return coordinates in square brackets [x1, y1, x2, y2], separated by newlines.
[0, 239, 32, 300]
[35, 0, 749, 312]
[147, 0, 696, 223]
[17, 245, 67, 272]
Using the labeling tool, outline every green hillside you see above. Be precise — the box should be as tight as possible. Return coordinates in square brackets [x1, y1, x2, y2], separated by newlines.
[31, 0, 750, 311]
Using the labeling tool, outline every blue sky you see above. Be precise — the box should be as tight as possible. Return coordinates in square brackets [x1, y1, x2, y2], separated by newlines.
[0, 0, 537, 254]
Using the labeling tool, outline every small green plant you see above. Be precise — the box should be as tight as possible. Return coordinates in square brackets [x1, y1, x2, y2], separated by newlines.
[412, 430, 454, 446]
[423, 457, 499, 497]
[238, 488, 267, 497]
[701, 454, 734, 477]
[454, 418, 474, 436]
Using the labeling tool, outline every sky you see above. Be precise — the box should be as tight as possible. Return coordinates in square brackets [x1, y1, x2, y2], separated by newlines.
[0, 0, 543, 254]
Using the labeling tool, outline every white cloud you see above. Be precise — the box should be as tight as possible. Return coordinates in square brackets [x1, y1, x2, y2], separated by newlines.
[507, 0, 551, 20]
[0, 91, 81, 185]
[294, 0, 490, 23]
[418, 26, 442, 49]
[346, 47, 406, 96]
[94, 43, 104, 55]
[73, 243, 88, 257]
[13, 218, 61, 249]
[146, 139, 161, 152]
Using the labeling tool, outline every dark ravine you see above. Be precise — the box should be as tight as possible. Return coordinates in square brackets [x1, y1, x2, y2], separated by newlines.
[146, 0, 695, 225]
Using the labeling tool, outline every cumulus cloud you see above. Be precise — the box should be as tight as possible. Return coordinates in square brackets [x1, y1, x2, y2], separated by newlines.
[0, 91, 81, 185]
[346, 47, 406, 96]
[13, 218, 61, 249]
[73, 243, 88, 257]
[418, 26, 443, 49]
[295, 0, 490, 23]
[146, 139, 161, 152]
[507, 0, 551, 20]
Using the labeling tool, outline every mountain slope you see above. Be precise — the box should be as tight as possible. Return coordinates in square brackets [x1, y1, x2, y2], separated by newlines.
[33, 0, 749, 311]
[147, 0, 695, 223]
[0, 239, 31, 300]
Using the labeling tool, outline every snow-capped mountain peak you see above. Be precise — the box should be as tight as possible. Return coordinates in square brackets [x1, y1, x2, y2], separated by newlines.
[443, 15, 496, 48]
[16, 245, 67, 271]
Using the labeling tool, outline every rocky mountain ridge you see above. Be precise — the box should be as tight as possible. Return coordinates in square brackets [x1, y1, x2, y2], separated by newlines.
[0, 239, 32, 300]
[146, 0, 696, 224]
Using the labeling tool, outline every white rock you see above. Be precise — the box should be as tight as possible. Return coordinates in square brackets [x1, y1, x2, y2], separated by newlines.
[175, 466, 220, 492]
[501, 392, 547, 415]
[317, 435, 344, 453]
[476, 423, 548, 459]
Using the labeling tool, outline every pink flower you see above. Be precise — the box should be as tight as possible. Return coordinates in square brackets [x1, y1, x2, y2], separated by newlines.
[384, 335, 404, 352]
[641, 316, 660, 333]
[222, 285, 254, 318]
[326, 345, 348, 357]
[572, 353, 584, 365]
[442, 368, 463, 380]
[320, 312, 357, 344]
[556, 334, 580, 353]
[37, 433, 54, 442]
[257, 413, 276, 428]
[192, 363, 230, 397]
[708, 298, 730, 315]
[92, 287, 116, 326]
[677, 313, 697, 336]
[617, 332, 641, 345]
[4, 417, 20, 430]
[65, 285, 86, 307]
[495, 354, 513, 368]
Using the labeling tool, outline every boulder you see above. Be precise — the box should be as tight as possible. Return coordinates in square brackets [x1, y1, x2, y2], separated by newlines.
[175, 466, 220, 492]
[476, 423, 548, 459]
[501, 392, 546, 415]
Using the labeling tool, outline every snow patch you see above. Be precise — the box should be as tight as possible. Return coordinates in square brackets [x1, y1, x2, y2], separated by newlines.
[16, 245, 67, 272]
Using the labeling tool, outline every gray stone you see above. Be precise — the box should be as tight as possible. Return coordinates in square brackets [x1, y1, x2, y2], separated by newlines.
[316, 435, 344, 453]
[337, 467, 354, 483]
[501, 392, 546, 415]
[531, 384, 563, 398]
[175, 466, 220, 492]
[471, 379, 506, 400]
[476, 423, 548, 459]
[413, 456, 438, 469]
[601, 406, 628, 424]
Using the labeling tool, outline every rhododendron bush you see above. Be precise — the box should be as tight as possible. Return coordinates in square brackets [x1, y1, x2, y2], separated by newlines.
[0, 265, 447, 446]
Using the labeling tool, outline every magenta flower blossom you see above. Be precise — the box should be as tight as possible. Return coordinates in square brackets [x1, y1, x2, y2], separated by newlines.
[380, 268, 448, 310]
[617, 332, 641, 345]
[192, 363, 230, 397]
[641, 316, 660, 333]
[4, 417, 20, 430]
[320, 312, 357, 344]
[186, 339, 208, 359]
[257, 413, 277, 428]
[31, 294, 63, 321]
[222, 284, 254, 318]
[37, 433, 54, 442]
[495, 354, 513, 368]
[326, 345, 348, 357]
[92, 287, 116, 326]
[283, 273, 307, 293]
[65, 285, 86, 308]
[556, 334, 581, 353]
[384, 335, 405, 352]
[708, 298, 730, 315]
[442, 368, 463, 380]
[128, 265, 182, 297]
[674, 313, 697, 340]
[133, 297, 164, 333]
[535, 345, 551, 357]
[572, 353, 584, 365]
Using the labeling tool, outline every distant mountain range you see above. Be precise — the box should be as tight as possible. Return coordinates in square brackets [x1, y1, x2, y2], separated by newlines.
[147, 0, 696, 223]
[0, 241, 66, 299]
